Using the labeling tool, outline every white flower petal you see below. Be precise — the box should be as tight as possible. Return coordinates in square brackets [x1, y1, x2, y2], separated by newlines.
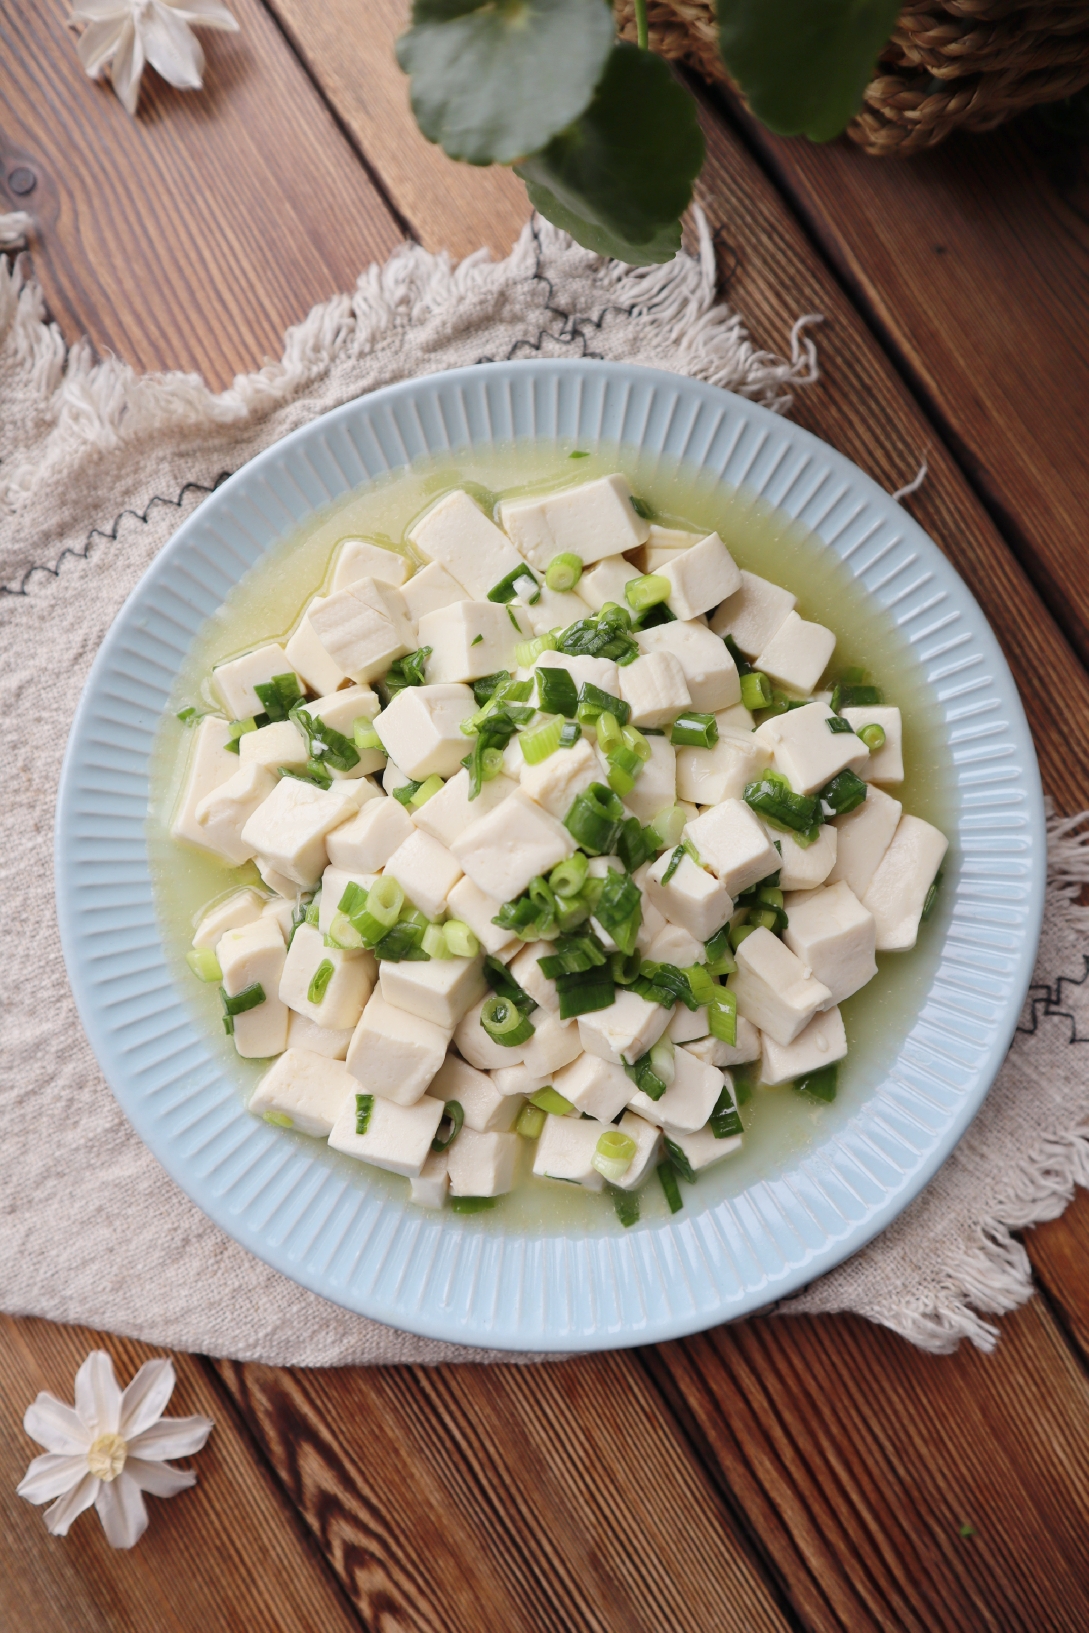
[127, 1414, 213, 1461]
[166, 0, 239, 31]
[94, 1470, 148, 1549]
[142, 4, 204, 89]
[43, 1472, 99, 1537]
[109, 17, 145, 115]
[125, 1456, 197, 1498]
[73, 1352, 122, 1437]
[76, 18, 125, 75]
[23, 1393, 91, 1454]
[118, 1359, 176, 1441]
[17, 1452, 91, 1504]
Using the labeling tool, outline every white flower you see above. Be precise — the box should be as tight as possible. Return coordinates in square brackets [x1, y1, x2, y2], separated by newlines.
[17, 1351, 213, 1549]
[69, 0, 240, 117]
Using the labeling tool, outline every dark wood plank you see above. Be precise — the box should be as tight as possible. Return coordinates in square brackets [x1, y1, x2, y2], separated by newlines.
[0, 1317, 362, 1633]
[214, 1353, 794, 1633]
[0, 0, 403, 388]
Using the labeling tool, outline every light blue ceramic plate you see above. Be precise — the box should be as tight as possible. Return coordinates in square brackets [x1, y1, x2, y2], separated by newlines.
[56, 361, 1044, 1351]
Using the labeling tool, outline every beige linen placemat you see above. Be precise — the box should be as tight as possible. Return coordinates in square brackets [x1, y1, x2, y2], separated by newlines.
[1, 213, 1085, 1364]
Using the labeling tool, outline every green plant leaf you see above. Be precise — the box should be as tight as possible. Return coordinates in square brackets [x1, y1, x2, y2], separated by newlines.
[516, 43, 703, 260]
[718, 0, 901, 142]
[398, 0, 614, 165]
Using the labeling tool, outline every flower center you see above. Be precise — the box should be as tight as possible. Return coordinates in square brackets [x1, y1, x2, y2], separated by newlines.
[86, 1432, 127, 1482]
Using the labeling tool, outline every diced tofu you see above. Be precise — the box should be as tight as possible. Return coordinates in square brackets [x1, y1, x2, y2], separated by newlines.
[753, 701, 868, 796]
[783, 881, 877, 1004]
[218, 919, 289, 1058]
[445, 875, 519, 959]
[452, 790, 575, 903]
[718, 703, 755, 733]
[194, 762, 276, 866]
[520, 1013, 582, 1076]
[345, 991, 451, 1104]
[657, 533, 741, 620]
[575, 554, 641, 611]
[249, 1048, 356, 1136]
[241, 778, 357, 887]
[667, 1002, 710, 1044]
[286, 1010, 355, 1060]
[518, 735, 600, 820]
[257, 858, 303, 900]
[401, 561, 470, 622]
[212, 644, 294, 721]
[516, 582, 587, 638]
[666, 1125, 742, 1172]
[775, 823, 838, 892]
[284, 603, 348, 696]
[635, 889, 667, 952]
[328, 776, 383, 811]
[409, 489, 525, 601]
[536, 649, 620, 699]
[618, 651, 691, 728]
[373, 682, 475, 779]
[192, 888, 264, 949]
[509, 943, 560, 1015]
[278, 923, 373, 1031]
[628, 1043, 722, 1133]
[709, 570, 796, 657]
[418, 600, 518, 683]
[171, 717, 241, 852]
[578, 988, 671, 1066]
[329, 1091, 445, 1177]
[380, 954, 486, 1030]
[841, 705, 905, 783]
[644, 850, 732, 942]
[553, 1052, 633, 1122]
[760, 1005, 847, 1086]
[636, 620, 741, 712]
[861, 814, 949, 951]
[499, 474, 649, 570]
[646, 921, 704, 968]
[412, 766, 517, 847]
[755, 611, 836, 696]
[260, 896, 291, 939]
[238, 719, 308, 773]
[638, 523, 700, 572]
[827, 784, 903, 898]
[490, 1062, 549, 1097]
[410, 1149, 450, 1209]
[307, 682, 380, 734]
[676, 730, 769, 807]
[532, 1114, 607, 1191]
[448, 1128, 519, 1197]
[684, 798, 780, 898]
[729, 926, 831, 1046]
[383, 829, 463, 920]
[620, 735, 677, 824]
[309, 581, 417, 685]
[454, 995, 529, 1070]
[331, 538, 410, 591]
[326, 795, 413, 873]
[430, 1054, 523, 1133]
[687, 1017, 762, 1069]
[611, 1111, 663, 1191]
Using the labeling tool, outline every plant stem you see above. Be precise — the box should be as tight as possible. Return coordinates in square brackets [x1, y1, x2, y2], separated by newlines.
[634, 0, 648, 50]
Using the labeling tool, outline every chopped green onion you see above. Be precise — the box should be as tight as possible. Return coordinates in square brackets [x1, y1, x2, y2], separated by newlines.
[221, 982, 266, 1016]
[552, 718, 579, 751]
[431, 1099, 464, 1153]
[554, 970, 616, 1018]
[722, 633, 752, 675]
[449, 1195, 497, 1213]
[355, 1093, 374, 1135]
[729, 920, 757, 952]
[607, 1184, 640, 1227]
[305, 894, 322, 926]
[576, 683, 631, 727]
[592, 1129, 637, 1182]
[481, 994, 535, 1046]
[921, 869, 943, 921]
[338, 881, 368, 918]
[307, 959, 334, 1004]
[649, 804, 687, 849]
[545, 552, 583, 592]
[622, 725, 652, 762]
[225, 716, 258, 753]
[373, 909, 430, 962]
[548, 852, 589, 899]
[664, 1136, 696, 1185]
[859, 722, 886, 751]
[593, 869, 642, 955]
[535, 664, 579, 717]
[683, 964, 717, 1006]
[392, 780, 422, 807]
[649, 1037, 676, 1086]
[670, 711, 719, 749]
[795, 1064, 837, 1102]
[555, 894, 591, 933]
[820, 769, 868, 816]
[658, 1161, 683, 1213]
[483, 955, 537, 1013]
[263, 1110, 293, 1128]
[606, 744, 642, 797]
[443, 919, 479, 958]
[507, 605, 525, 632]
[176, 705, 202, 725]
[710, 1081, 744, 1139]
[529, 1086, 576, 1116]
[564, 782, 625, 855]
[569, 449, 590, 459]
[254, 672, 304, 721]
[368, 876, 403, 927]
[610, 948, 643, 985]
[661, 844, 687, 886]
[186, 947, 221, 982]
[326, 911, 364, 950]
[516, 1104, 546, 1139]
[616, 816, 655, 873]
[739, 671, 773, 711]
[596, 710, 623, 754]
[538, 930, 607, 977]
[745, 771, 821, 843]
[488, 564, 540, 604]
[521, 715, 564, 764]
[381, 647, 432, 700]
[556, 605, 639, 666]
[515, 632, 558, 667]
[421, 923, 451, 959]
[826, 715, 855, 735]
[471, 671, 510, 706]
[704, 927, 737, 977]
[625, 573, 670, 613]
[830, 680, 883, 712]
[748, 905, 779, 932]
[708, 990, 738, 1044]
[471, 634, 484, 647]
[410, 774, 444, 807]
[353, 718, 384, 754]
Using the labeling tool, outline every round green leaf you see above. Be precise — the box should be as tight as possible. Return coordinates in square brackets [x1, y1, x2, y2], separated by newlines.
[515, 43, 704, 250]
[522, 175, 682, 266]
[718, 0, 902, 143]
[397, 0, 614, 166]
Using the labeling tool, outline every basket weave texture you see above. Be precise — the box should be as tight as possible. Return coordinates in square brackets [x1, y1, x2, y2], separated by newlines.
[615, 0, 1089, 153]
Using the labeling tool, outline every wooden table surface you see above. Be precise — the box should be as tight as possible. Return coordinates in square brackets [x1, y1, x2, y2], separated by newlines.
[4, 5, 1089, 1628]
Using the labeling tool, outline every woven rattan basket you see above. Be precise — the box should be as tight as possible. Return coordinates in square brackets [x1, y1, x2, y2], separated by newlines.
[615, 0, 1089, 153]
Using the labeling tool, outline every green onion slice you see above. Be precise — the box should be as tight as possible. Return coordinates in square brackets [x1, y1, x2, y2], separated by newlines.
[528, 1086, 575, 1116]
[607, 1184, 640, 1227]
[535, 664, 579, 717]
[521, 715, 563, 765]
[431, 1099, 464, 1153]
[409, 774, 444, 807]
[625, 573, 670, 614]
[710, 1081, 744, 1139]
[563, 782, 625, 856]
[545, 552, 583, 592]
[819, 769, 868, 816]
[576, 682, 630, 727]
[739, 671, 773, 711]
[515, 632, 558, 667]
[221, 981, 266, 1017]
[516, 1104, 546, 1139]
[858, 722, 886, 751]
[355, 1093, 374, 1135]
[664, 1136, 696, 1185]
[548, 852, 589, 900]
[794, 1064, 838, 1102]
[449, 1195, 497, 1213]
[554, 971, 616, 1019]
[186, 947, 221, 982]
[421, 923, 451, 960]
[557, 715, 580, 747]
[488, 564, 540, 604]
[707, 990, 738, 1046]
[254, 672, 304, 721]
[921, 869, 943, 922]
[353, 718, 384, 754]
[657, 1161, 683, 1214]
[593, 868, 642, 956]
[826, 715, 855, 735]
[480, 994, 535, 1047]
[592, 1129, 637, 1182]
[307, 959, 334, 1004]
[830, 680, 883, 712]
[443, 919, 479, 958]
[670, 711, 719, 749]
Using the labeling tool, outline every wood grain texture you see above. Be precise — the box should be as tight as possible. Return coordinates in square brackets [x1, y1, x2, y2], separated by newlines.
[264, 0, 532, 259]
[215, 1353, 793, 1633]
[0, 0, 403, 389]
[0, 1317, 362, 1633]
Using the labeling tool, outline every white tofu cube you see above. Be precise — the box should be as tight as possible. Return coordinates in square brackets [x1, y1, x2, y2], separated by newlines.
[620, 735, 678, 824]
[218, 919, 289, 1058]
[193, 888, 264, 949]
[577, 988, 671, 1066]
[610, 1111, 662, 1191]
[861, 814, 949, 951]
[532, 1114, 607, 1191]
[657, 533, 741, 620]
[257, 858, 303, 900]
[430, 1054, 523, 1133]
[687, 1017, 762, 1069]
[286, 1010, 355, 1060]
[783, 881, 877, 1004]
[373, 683, 475, 780]
[329, 1091, 444, 1177]
[666, 1125, 742, 1173]
[775, 823, 838, 892]
[238, 720, 309, 773]
[410, 1149, 450, 1209]
[418, 601, 518, 683]
[576, 554, 641, 612]
[667, 1003, 710, 1044]
[509, 943, 560, 1015]
[409, 488, 525, 601]
[241, 778, 357, 888]
[454, 995, 529, 1070]
[380, 954, 486, 1030]
[635, 889, 667, 953]
[841, 705, 904, 783]
[676, 730, 769, 807]
[345, 991, 451, 1104]
[212, 644, 294, 721]
[249, 1048, 356, 1136]
[627, 1043, 722, 1133]
[332, 538, 410, 591]
[451, 790, 575, 903]
[383, 829, 463, 920]
[755, 611, 836, 696]
[448, 1128, 519, 1196]
[536, 649, 620, 699]
[618, 651, 691, 728]
[278, 923, 373, 1030]
[412, 767, 517, 847]
[638, 523, 701, 572]
[193, 761, 276, 867]
[499, 474, 649, 570]
[685, 799, 781, 896]
[827, 784, 903, 898]
[309, 580, 416, 684]
[553, 1052, 633, 1122]
[646, 921, 704, 968]
[445, 876, 519, 959]
[644, 850, 732, 942]
[636, 620, 741, 712]
[284, 603, 348, 697]
[171, 717, 241, 852]
[518, 736, 600, 821]
[709, 570, 796, 657]
[401, 561, 470, 623]
[718, 703, 755, 733]
[753, 701, 868, 797]
[516, 583, 587, 638]
[490, 1062, 549, 1097]
[730, 927, 831, 1046]
[326, 795, 413, 873]
[520, 1012, 582, 1076]
[307, 682, 380, 734]
[760, 1005, 847, 1086]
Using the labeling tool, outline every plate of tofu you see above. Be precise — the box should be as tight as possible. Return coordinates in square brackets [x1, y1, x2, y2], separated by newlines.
[55, 359, 1045, 1350]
